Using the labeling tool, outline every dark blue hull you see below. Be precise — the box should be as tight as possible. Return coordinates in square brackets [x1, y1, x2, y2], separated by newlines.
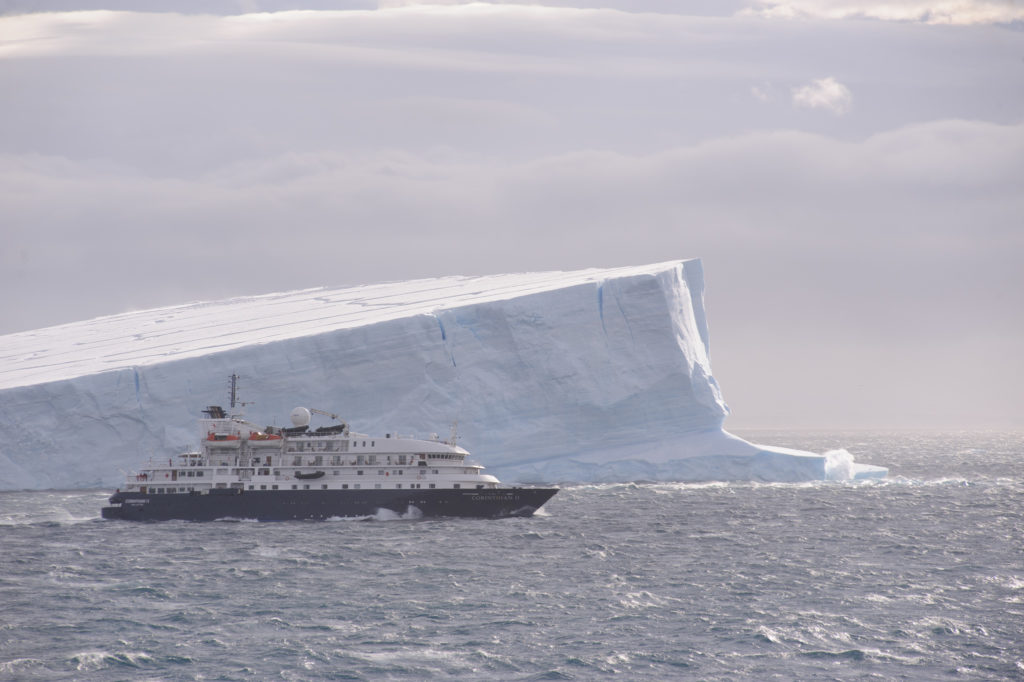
[101, 487, 557, 521]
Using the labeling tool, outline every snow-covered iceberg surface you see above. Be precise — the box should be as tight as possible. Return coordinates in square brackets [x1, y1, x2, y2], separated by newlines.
[0, 259, 886, 490]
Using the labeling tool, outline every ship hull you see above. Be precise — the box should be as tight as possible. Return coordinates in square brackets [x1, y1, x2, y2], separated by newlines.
[101, 487, 557, 521]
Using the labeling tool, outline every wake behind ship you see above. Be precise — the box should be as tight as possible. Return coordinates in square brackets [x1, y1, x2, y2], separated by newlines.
[102, 398, 557, 522]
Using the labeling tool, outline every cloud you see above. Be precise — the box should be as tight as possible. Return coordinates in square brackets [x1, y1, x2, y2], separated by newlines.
[743, 0, 1024, 25]
[791, 76, 852, 114]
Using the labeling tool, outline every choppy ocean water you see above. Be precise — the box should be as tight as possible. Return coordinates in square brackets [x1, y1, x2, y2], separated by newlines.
[1, 431, 1022, 681]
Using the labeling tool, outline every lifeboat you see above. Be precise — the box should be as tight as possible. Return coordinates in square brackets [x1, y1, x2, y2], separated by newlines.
[248, 433, 283, 441]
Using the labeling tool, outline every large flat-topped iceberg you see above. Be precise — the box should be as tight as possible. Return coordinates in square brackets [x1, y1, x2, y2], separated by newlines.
[1, 263, 693, 391]
[0, 260, 886, 489]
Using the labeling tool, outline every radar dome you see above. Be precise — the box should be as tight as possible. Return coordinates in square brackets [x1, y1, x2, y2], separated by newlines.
[290, 407, 312, 427]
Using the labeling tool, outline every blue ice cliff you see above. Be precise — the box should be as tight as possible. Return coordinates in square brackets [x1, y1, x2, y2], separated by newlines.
[0, 260, 886, 489]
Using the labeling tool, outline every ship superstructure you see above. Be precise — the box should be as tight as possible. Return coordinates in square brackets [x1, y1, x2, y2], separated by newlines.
[102, 388, 557, 521]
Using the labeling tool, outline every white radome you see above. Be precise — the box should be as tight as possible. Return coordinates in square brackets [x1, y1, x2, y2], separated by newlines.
[290, 407, 312, 428]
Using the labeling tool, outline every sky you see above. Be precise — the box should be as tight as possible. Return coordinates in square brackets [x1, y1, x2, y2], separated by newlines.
[1, 0, 1022, 430]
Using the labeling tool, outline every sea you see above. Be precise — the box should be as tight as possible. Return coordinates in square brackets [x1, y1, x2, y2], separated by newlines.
[1, 431, 1022, 681]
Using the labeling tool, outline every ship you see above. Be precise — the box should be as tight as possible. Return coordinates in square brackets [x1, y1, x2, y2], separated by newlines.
[101, 386, 558, 521]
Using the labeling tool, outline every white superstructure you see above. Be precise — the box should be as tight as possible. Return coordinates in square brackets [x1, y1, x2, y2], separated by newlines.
[118, 405, 500, 497]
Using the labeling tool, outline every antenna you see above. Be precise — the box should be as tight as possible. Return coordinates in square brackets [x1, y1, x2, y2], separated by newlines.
[228, 373, 254, 412]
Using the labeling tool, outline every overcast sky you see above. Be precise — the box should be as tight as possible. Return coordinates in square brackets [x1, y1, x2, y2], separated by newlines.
[1, 0, 1021, 429]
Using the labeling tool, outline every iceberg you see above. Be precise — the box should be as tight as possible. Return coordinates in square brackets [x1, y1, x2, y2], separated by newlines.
[0, 259, 886, 490]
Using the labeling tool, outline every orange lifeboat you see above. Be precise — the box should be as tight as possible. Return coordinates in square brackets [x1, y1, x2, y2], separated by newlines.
[248, 433, 283, 441]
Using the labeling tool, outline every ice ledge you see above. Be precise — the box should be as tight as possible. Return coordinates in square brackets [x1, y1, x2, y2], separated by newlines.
[490, 430, 889, 484]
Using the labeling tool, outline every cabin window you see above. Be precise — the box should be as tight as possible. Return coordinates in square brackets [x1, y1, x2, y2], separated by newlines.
[321, 484, 328, 490]
[357, 470, 363, 476]
[303, 484, 310, 490]
[476, 484, 484, 489]
[196, 471, 204, 477]
[291, 485, 297, 490]
[272, 485, 278, 490]
[429, 484, 436, 489]
[362, 441, 366, 447]
[395, 484, 401, 489]
[353, 484, 360, 489]
[432, 470, 439, 475]
[375, 483, 381, 489]
[453, 484, 460, 489]
[342, 484, 348, 489]
[260, 485, 267, 490]
[378, 469, 385, 475]
[371, 441, 375, 447]
[333, 470, 340, 475]
[248, 485, 254, 490]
